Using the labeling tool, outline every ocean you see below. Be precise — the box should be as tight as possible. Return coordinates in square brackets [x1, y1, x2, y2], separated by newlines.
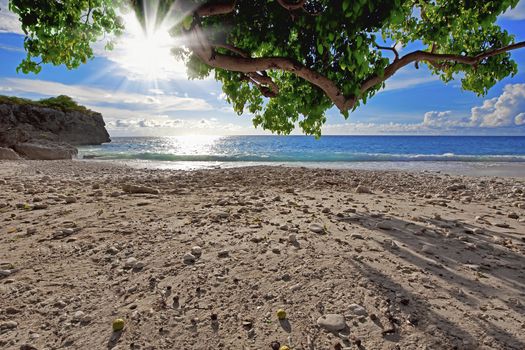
[78, 135, 525, 175]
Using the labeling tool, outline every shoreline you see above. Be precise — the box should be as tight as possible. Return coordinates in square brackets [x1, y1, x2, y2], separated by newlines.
[77, 158, 525, 178]
[1, 160, 524, 349]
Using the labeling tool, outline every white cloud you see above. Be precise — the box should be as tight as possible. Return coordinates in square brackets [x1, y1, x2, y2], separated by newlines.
[515, 113, 525, 125]
[422, 111, 470, 128]
[0, 0, 23, 34]
[470, 84, 525, 127]
[106, 117, 248, 136]
[323, 121, 432, 135]
[323, 84, 525, 135]
[0, 43, 24, 52]
[382, 67, 439, 92]
[149, 88, 165, 95]
[108, 118, 183, 129]
[501, 1, 525, 20]
[0, 78, 213, 112]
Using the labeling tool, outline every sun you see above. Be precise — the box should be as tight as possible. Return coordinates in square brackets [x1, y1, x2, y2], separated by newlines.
[116, 12, 186, 81]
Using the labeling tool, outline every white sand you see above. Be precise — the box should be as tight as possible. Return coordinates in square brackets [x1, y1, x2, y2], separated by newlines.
[0, 160, 524, 350]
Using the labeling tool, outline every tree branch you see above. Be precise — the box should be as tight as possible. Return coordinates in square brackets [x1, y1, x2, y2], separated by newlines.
[189, 21, 524, 112]
[374, 42, 399, 61]
[245, 72, 280, 97]
[276, 0, 306, 11]
[190, 24, 352, 111]
[212, 43, 249, 57]
[360, 41, 525, 98]
[196, 1, 237, 17]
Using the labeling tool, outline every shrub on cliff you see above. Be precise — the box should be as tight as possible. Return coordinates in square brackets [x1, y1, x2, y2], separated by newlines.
[38, 95, 91, 113]
[0, 95, 93, 114]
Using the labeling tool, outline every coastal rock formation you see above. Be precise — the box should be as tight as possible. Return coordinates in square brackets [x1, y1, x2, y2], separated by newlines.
[0, 147, 21, 160]
[14, 142, 78, 160]
[0, 96, 110, 159]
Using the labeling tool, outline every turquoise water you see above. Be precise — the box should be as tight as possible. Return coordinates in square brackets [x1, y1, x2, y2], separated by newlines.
[79, 135, 525, 163]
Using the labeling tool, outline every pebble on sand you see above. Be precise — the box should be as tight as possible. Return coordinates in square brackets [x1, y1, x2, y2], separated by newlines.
[316, 314, 346, 332]
[309, 223, 325, 234]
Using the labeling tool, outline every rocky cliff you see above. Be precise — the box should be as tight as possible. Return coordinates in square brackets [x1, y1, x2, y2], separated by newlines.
[0, 96, 110, 160]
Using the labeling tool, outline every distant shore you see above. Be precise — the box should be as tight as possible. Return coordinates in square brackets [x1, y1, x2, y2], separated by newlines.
[1, 160, 524, 349]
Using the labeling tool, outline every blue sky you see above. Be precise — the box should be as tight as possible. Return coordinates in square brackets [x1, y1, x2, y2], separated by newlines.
[0, 0, 524, 136]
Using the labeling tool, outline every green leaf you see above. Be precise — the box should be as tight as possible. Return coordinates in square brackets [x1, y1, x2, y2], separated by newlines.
[342, 0, 350, 12]
[182, 16, 193, 31]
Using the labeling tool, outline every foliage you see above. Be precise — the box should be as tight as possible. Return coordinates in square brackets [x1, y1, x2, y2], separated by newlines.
[9, 0, 124, 73]
[9, 0, 524, 136]
[0, 94, 93, 113]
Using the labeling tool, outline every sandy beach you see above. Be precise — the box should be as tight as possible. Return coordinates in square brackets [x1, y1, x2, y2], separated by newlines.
[0, 160, 524, 350]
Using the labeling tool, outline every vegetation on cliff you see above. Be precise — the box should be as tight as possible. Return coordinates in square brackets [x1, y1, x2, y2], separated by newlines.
[0, 95, 93, 114]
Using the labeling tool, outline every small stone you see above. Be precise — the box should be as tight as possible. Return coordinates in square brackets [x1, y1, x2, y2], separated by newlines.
[64, 196, 77, 204]
[508, 212, 519, 219]
[387, 240, 400, 250]
[107, 246, 119, 255]
[54, 300, 67, 308]
[348, 303, 367, 316]
[309, 223, 325, 234]
[183, 253, 196, 264]
[5, 307, 20, 314]
[0, 321, 18, 330]
[316, 314, 346, 332]
[20, 344, 39, 350]
[289, 283, 301, 292]
[0, 269, 12, 277]
[52, 229, 74, 239]
[421, 244, 434, 254]
[377, 221, 392, 230]
[270, 341, 281, 350]
[124, 257, 138, 269]
[72, 311, 85, 322]
[492, 236, 504, 244]
[26, 227, 37, 235]
[218, 250, 229, 258]
[133, 261, 146, 269]
[288, 234, 297, 243]
[214, 211, 229, 220]
[191, 246, 202, 257]
[122, 184, 159, 195]
[355, 185, 372, 194]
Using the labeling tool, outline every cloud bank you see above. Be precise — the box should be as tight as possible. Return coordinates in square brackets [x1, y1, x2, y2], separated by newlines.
[324, 84, 525, 135]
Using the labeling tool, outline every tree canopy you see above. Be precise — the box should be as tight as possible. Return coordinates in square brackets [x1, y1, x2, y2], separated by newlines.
[8, 0, 525, 136]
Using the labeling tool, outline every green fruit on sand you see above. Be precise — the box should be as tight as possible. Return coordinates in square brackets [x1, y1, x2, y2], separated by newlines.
[112, 318, 125, 331]
[276, 309, 287, 320]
